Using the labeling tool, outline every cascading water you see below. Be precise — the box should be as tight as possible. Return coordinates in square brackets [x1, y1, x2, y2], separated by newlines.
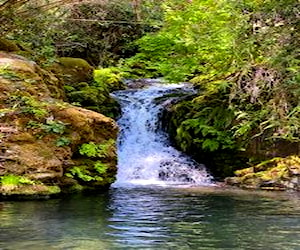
[112, 79, 213, 186]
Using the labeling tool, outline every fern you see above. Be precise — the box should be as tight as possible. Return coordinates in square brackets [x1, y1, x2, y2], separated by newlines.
[202, 139, 220, 151]
[79, 139, 115, 158]
[66, 166, 94, 182]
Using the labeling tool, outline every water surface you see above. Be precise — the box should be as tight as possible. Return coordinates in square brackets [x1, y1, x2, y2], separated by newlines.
[1, 186, 300, 249]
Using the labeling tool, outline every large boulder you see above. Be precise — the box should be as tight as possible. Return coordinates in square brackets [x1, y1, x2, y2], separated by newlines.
[0, 52, 118, 198]
[50, 57, 94, 86]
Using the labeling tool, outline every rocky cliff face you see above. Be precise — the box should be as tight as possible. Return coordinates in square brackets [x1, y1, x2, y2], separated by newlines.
[0, 52, 118, 198]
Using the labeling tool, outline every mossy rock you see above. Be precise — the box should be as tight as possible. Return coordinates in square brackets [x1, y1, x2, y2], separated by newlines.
[50, 57, 94, 85]
[58, 57, 92, 68]
[49, 57, 123, 115]
[0, 38, 19, 52]
[0, 184, 61, 196]
[0, 52, 118, 198]
[225, 156, 300, 191]
[65, 83, 120, 118]
[67, 86, 101, 106]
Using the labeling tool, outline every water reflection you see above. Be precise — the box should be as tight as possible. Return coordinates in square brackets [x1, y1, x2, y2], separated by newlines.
[1, 187, 300, 249]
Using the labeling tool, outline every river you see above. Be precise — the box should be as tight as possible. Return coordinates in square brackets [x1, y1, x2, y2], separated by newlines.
[1, 187, 300, 249]
[1, 81, 300, 249]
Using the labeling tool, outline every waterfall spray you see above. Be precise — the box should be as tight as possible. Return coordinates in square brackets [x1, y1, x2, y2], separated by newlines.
[112, 80, 213, 186]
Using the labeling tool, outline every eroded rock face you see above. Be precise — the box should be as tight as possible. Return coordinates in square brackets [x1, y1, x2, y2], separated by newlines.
[225, 156, 300, 191]
[0, 52, 118, 198]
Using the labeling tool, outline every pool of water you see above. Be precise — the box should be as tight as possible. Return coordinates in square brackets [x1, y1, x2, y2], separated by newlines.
[1, 186, 300, 249]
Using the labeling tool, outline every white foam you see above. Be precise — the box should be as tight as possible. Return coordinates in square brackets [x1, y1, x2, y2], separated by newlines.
[112, 81, 213, 187]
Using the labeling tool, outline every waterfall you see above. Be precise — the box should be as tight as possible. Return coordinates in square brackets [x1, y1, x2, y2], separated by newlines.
[112, 79, 213, 186]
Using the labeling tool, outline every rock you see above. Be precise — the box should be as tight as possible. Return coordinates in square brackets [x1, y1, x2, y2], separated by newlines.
[50, 57, 94, 86]
[53, 106, 117, 142]
[225, 156, 300, 191]
[0, 52, 64, 99]
[0, 38, 19, 52]
[235, 167, 254, 177]
[0, 52, 118, 198]
[49, 58, 121, 118]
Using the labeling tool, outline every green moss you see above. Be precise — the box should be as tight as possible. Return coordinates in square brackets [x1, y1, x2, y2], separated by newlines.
[0, 175, 35, 186]
[93, 68, 125, 92]
[226, 156, 300, 190]
[49, 57, 94, 87]
[58, 57, 93, 69]
[67, 87, 100, 106]
[0, 38, 19, 52]
[65, 82, 120, 118]
[45, 185, 61, 194]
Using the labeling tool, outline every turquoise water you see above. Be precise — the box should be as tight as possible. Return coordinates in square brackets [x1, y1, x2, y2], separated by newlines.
[1, 186, 300, 249]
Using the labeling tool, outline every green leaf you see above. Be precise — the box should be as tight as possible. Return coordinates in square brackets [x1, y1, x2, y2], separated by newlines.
[202, 139, 220, 151]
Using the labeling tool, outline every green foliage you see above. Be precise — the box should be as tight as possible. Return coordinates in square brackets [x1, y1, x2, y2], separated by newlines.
[93, 68, 124, 92]
[26, 119, 69, 144]
[26, 120, 43, 129]
[126, 0, 300, 172]
[0, 175, 35, 186]
[79, 142, 98, 157]
[176, 113, 236, 153]
[41, 120, 67, 134]
[1, 0, 162, 67]
[10, 95, 48, 118]
[94, 161, 108, 174]
[66, 140, 114, 183]
[55, 137, 71, 147]
[1, 2, 62, 65]
[79, 139, 115, 158]
[122, 0, 243, 81]
[66, 161, 108, 183]
[66, 166, 95, 182]
[54, 0, 163, 66]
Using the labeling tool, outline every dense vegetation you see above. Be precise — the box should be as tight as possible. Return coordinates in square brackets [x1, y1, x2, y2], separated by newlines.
[1, 0, 299, 178]
[121, 0, 300, 177]
[0, 0, 162, 66]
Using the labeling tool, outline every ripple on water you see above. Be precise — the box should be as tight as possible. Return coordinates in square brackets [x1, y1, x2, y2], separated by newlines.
[1, 187, 300, 249]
